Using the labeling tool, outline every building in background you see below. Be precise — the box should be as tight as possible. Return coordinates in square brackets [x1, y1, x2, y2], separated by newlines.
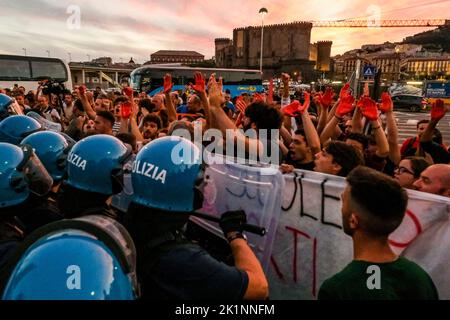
[149, 50, 204, 64]
[215, 21, 331, 82]
[69, 57, 139, 89]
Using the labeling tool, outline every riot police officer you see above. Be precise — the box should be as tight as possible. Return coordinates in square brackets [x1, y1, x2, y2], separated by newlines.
[17, 131, 76, 233]
[2, 215, 139, 300]
[0, 93, 23, 121]
[0, 142, 53, 270]
[0, 115, 41, 145]
[124, 136, 269, 299]
[57, 134, 132, 220]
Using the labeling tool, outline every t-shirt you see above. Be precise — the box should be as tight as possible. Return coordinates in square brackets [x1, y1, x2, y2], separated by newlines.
[284, 152, 315, 171]
[112, 121, 121, 135]
[177, 105, 188, 114]
[318, 257, 439, 300]
[143, 243, 249, 300]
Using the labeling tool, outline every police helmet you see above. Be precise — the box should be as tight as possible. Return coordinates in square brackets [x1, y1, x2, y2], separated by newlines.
[131, 136, 202, 212]
[0, 143, 53, 208]
[0, 93, 23, 120]
[0, 115, 41, 145]
[2, 215, 138, 300]
[66, 134, 132, 195]
[21, 131, 75, 183]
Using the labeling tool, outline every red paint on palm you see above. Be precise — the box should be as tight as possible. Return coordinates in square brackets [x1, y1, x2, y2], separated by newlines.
[336, 95, 355, 117]
[192, 72, 205, 93]
[379, 92, 393, 113]
[431, 99, 447, 121]
[358, 96, 379, 121]
[319, 87, 334, 107]
[282, 100, 301, 117]
[163, 74, 172, 94]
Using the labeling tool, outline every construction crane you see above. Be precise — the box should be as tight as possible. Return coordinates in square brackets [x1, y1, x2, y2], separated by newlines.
[310, 19, 449, 28]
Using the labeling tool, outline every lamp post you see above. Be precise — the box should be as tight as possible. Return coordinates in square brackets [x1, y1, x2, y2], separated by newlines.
[87, 54, 91, 61]
[46, 50, 50, 58]
[67, 52, 72, 62]
[22, 48, 27, 56]
[259, 7, 268, 74]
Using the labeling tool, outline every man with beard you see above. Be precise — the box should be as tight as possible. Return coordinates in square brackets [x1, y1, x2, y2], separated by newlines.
[141, 114, 162, 141]
[318, 166, 438, 300]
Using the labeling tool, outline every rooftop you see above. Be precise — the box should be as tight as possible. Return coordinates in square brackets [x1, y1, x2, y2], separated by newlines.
[151, 50, 204, 57]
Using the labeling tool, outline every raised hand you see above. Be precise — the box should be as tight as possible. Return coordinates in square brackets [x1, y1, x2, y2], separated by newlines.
[163, 73, 173, 94]
[297, 92, 310, 114]
[123, 86, 133, 98]
[235, 96, 247, 114]
[336, 94, 355, 118]
[252, 93, 265, 103]
[319, 87, 335, 108]
[358, 96, 378, 121]
[207, 73, 224, 106]
[79, 85, 86, 96]
[379, 92, 393, 113]
[431, 99, 447, 121]
[339, 83, 351, 99]
[192, 72, 205, 93]
[282, 100, 301, 117]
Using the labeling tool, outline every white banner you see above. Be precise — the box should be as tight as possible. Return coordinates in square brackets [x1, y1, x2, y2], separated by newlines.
[268, 169, 450, 300]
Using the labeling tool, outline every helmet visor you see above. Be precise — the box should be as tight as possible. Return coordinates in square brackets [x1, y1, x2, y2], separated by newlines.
[9, 100, 24, 116]
[18, 144, 54, 196]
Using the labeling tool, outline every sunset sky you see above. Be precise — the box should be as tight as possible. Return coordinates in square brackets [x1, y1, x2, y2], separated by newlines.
[0, 0, 448, 64]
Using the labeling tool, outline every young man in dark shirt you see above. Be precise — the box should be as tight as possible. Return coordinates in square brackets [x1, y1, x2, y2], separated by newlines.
[319, 166, 438, 300]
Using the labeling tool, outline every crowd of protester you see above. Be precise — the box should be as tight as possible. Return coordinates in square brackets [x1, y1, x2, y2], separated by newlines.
[0, 70, 449, 300]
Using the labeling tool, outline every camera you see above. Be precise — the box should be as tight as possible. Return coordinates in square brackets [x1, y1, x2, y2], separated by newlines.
[39, 78, 68, 96]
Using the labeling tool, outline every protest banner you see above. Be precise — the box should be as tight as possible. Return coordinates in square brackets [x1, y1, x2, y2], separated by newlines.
[196, 160, 450, 299]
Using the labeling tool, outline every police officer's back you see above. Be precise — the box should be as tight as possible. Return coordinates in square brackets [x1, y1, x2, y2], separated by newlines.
[124, 136, 269, 300]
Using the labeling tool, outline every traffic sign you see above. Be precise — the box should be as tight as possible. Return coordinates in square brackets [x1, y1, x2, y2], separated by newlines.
[363, 65, 377, 77]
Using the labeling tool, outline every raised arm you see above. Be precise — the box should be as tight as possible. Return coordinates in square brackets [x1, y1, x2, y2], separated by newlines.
[78, 85, 96, 120]
[380, 93, 400, 165]
[320, 94, 355, 144]
[299, 92, 321, 155]
[421, 99, 447, 142]
[163, 74, 177, 124]
[208, 75, 262, 155]
[359, 96, 389, 157]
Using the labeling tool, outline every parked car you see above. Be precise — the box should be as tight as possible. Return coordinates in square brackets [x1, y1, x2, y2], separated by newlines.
[391, 94, 428, 112]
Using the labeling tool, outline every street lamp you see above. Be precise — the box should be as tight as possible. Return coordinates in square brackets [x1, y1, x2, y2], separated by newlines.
[22, 48, 27, 56]
[87, 54, 91, 61]
[46, 50, 50, 58]
[259, 7, 268, 74]
[67, 52, 72, 62]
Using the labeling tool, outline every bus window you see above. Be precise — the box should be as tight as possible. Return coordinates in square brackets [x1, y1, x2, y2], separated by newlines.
[0, 58, 30, 80]
[31, 60, 67, 81]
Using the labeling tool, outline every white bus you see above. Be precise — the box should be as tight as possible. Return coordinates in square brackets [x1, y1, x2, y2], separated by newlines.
[0, 54, 72, 93]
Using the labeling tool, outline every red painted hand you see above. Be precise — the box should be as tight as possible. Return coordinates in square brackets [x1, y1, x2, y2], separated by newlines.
[163, 74, 172, 94]
[282, 100, 301, 117]
[431, 99, 447, 121]
[252, 93, 265, 103]
[336, 95, 355, 117]
[339, 83, 351, 99]
[358, 96, 379, 121]
[379, 92, 393, 113]
[123, 86, 133, 98]
[192, 72, 205, 93]
[297, 92, 310, 114]
[319, 87, 334, 108]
